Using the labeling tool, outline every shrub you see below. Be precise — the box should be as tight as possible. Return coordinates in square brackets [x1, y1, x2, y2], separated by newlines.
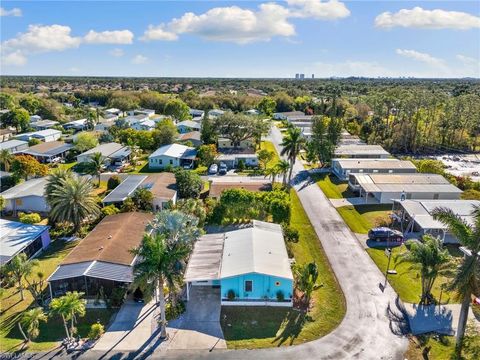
[283, 225, 299, 243]
[462, 189, 480, 200]
[165, 300, 186, 320]
[237, 159, 246, 171]
[107, 175, 121, 190]
[276, 290, 285, 302]
[101, 204, 120, 216]
[109, 288, 127, 307]
[194, 166, 208, 175]
[270, 198, 290, 223]
[227, 289, 236, 300]
[28, 138, 41, 146]
[18, 212, 41, 224]
[88, 323, 105, 340]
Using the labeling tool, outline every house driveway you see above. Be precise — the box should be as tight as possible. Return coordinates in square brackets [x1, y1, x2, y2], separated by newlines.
[164, 286, 226, 350]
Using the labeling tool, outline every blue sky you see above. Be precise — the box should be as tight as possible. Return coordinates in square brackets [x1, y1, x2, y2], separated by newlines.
[1, 1, 479, 77]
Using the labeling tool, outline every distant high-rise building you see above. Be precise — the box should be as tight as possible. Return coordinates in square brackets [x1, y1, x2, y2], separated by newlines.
[300, 73, 305, 80]
[312, 74, 315, 79]
[295, 73, 300, 79]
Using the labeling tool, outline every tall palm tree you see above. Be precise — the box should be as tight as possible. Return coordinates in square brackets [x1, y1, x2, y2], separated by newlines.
[396, 235, 452, 305]
[132, 233, 190, 338]
[87, 152, 104, 186]
[18, 307, 48, 342]
[280, 127, 305, 184]
[45, 168, 74, 204]
[276, 160, 290, 186]
[148, 210, 201, 247]
[0, 149, 13, 172]
[48, 175, 100, 234]
[432, 205, 480, 354]
[6, 253, 39, 301]
[50, 291, 86, 339]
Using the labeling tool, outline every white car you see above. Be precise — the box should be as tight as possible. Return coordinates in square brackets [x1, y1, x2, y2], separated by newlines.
[209, 163, 218, 174]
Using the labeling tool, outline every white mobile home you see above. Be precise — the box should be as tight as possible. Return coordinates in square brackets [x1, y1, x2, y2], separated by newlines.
[16, 129, 62, 143]
[0, 177, 49, 214]
[334, 144, 390, 159]
[332, 158, 417, 181]
[77, 142, 131, 165]
[148, 144, 197, 170]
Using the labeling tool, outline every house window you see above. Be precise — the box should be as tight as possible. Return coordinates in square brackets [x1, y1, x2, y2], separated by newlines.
[433, 193, 439, 200]
[275, 281, 281, 286]
[169, 159, 173, 165]
[244, 280, 253, 292]
[159, 159, 163, 164]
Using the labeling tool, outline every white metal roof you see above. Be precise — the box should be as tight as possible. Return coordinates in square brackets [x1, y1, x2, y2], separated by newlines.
[48, 261, 134, 283]
[397, 199, 480, 230]
[1, 177, 48, 199]
[333, 158, 417, 170]
[102, 175, 148, 203]
[77, 142, 126, 158]
[220, 221, 293, 280]
[0, 219, 49, 264]
[184, 233, 224, 282]
[149, 143, 197, 159]
[0, 139, 28, 151]
[177, 120, 201, 129]
[335, 144, 390, 156]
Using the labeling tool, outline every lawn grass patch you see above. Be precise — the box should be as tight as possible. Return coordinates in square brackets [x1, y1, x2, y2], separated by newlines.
[312, 173, 355, 199]
[366, 245, 459, 304]
[405, 334, 456, 360]
[260, 141, 280, 168]
[221, 190, 346, 349]
[336, 204, 392, 234]
[0, 240, 115, 352]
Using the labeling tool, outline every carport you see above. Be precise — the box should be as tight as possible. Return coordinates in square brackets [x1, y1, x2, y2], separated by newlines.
[184, 233, 224, 301]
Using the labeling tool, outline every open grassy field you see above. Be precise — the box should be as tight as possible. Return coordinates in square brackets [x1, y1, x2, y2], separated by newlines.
[312, 173, 355, 199]
[221, 190, 346, 349]
[336, 204, 392, 234]
[366, 245, 460, 304]
[0, 240, 115, 352]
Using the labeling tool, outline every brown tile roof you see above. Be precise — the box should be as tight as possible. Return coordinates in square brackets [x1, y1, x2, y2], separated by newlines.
[178, 131, 201, 141]
[62, 212, 153, 266]
[209, 181, 271, 198]
[145, 173, 177, 200]
[26, 141, 66, 153]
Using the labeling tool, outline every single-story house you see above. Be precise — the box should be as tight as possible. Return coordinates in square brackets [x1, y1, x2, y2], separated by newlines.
[176, 120, 201, 134]
[128, 109, 155, 117]
[77, 142, 131, 165]
[30, 120, 59, 130]
[0, 177, 49, 214]
[0, 139, 29, 153]
[289, 121, 312, 129]
[148, 143, 197, 170]
[95, 115, 117, 131]
[178, 131, 202, 147]
[334, 144, 390, 159]
[184, 220, 293, 306]
[339, 133, 365, 146]
[63, 119, 87, 132]
[48, 212, 153, 298]
[272, 111, 305, 120]
[30, 115, 42, 123]
[124, 114, 149, 126]
[209, 177, 271, 198]
[16, 129, 62, 143]
[189, 108, 204, 120]
[217, 149, 258, 169]
[392, 199, 480, 244]
[18, 141, 73, 163]
[104, 108, 121, 116]
[102, 173, 177, 210]
[332, 158, 417, 181]
[0, 219, 51, 265]
[208, 109, 224, 118]
[131, 119, 157, 131]
[348, 173, 462, 204]
[245, 109, 260, 116]
[287, 115, 313, 122]
[218, 137, 254, 150]
[0, 128, 15, 142]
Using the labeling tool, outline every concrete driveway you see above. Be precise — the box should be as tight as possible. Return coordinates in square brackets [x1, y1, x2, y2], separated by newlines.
[165, 286, 226, 350]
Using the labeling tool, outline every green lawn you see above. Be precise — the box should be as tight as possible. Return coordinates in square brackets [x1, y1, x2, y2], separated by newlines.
[221, 190, 346, 349]
[56, 161, 77, 171]
[366, 245, 460, 304]
[336, 204, 392, 234]
[260, 141, 280, 168]
[0, 240, 115, 352]
[312, 173, 355, 199]
[405, 335, 456, 360]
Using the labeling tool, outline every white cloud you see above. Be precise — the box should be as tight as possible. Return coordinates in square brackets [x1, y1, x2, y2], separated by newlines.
[1, 50, 27, 66]
[0, 7, 22, 17]
[141, 25, 178, 41]
[132, 54, 148, 64]
[83, 30, 134, 44]
[456, 54, 479, 66]
[396, 49, 445, 67]
[287, 0, 350, 20]
[313, 60, 397, 78]
[142, 1, 350, 43]
[456, 55, 480, 77]
[109, 48, 124, 57]
[69, 67, 80, 73]
[375, 7, 480, 30]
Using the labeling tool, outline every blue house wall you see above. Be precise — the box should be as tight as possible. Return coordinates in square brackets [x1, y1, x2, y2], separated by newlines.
[220, 272, 293, 301]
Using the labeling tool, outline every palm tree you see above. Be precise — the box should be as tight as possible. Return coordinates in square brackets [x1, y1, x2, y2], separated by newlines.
[432, 205, 480, 354]
[265, 165, 280, 187]
[396, 235, 452, 305]
[276, 160, 290, 186]
[50, 291, 86, 339]
[6, 253, 39, 301]
[87, 152, 104, 186]
[132, 233, 190, 338]
[148, 210, 201, 247]
[45, 168, 74, 204]
[0, 149, 13, 172]
[280, 127, 305, 184]
[48, 174, 100, 234]
[18, 307, 48, 342]
[293, 262, 319, 308]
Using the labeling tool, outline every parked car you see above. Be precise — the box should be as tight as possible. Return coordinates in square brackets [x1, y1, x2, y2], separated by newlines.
[183, 162, 194, 170]
[209, 163, 218, 174]
[219, 162, 228, 175]
[368, 227, 404, 242]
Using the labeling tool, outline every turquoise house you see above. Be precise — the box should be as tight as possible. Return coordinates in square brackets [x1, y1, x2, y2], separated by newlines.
[184, 221, 293, 307]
